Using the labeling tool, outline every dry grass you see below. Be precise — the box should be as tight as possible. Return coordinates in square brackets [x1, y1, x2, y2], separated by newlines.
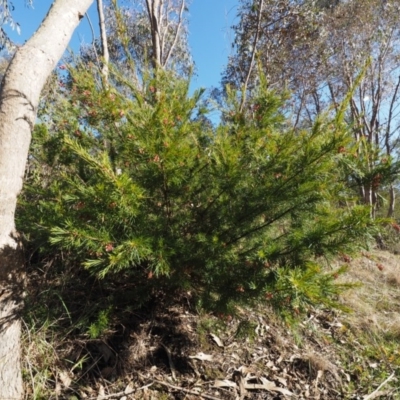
[339, 250, 400, 338]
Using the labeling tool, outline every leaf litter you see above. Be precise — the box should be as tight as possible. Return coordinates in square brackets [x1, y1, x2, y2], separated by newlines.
[22, 249, 400, 399]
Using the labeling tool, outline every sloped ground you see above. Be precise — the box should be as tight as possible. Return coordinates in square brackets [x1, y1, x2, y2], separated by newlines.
[22, 249, 400, 399]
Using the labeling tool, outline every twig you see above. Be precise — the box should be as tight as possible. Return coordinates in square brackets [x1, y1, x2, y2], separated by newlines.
[85, 11, 101, 69]
[239, 0, 264, 112]
[363, 372, 396, 400]
[163, 0, 185, 67]
[161, 342, 177, 380]
[154, 380, 223, 400]
[87, 382, 154, 399]
[88, 379, 221, 400]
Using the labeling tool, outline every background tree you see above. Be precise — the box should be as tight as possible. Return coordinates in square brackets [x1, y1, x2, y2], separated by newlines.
[144, 0, 187, 70]
[224, 0, 400, 218]
[0, 0, 32, 51]
[314, 0, 400, 218]
[82, 0, 192, 86]
[223, 0, 320, 120]
[97, 0, 110, 83]
[0, 0, 93, 398]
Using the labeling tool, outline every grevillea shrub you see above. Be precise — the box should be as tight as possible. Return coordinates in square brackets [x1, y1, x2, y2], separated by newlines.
[18, 65, 378, 317]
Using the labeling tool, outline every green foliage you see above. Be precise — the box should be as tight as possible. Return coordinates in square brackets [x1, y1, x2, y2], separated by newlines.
[18, 64, 378, 319]
[88, 307, 112, 339]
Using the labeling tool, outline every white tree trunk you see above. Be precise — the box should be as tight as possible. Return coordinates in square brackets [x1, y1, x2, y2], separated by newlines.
[146, 0, 162, 68]
[97, 0, 110, 83]
[0, 0, 93, 397]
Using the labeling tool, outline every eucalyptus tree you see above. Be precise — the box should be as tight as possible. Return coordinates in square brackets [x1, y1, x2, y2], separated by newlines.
[98, 0, 192, 84]
[316, 0, 400, 217]
[224, 0, 400, 218]
[0, 1, 93, 398]
[98, 0, 110, 82]
[0, 0, 31, 51]
[223, 0, 322, 120]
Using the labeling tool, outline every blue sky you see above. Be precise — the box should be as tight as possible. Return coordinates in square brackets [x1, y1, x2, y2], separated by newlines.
[189, 0, 238, 89]
[3, 0, 239, 91]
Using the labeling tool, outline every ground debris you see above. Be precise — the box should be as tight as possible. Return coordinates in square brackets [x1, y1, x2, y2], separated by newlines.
[22, 250, 400, 399]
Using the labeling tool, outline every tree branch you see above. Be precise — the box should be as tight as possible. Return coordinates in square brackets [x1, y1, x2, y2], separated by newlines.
[239, 0, 264, 112]
[164, 0, 185, 67]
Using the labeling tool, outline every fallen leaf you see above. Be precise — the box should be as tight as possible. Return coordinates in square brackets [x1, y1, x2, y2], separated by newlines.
[124, 383, 134, 394]
[266, 360, 274, 368]
[246, 383, 293, 396]
[214, 379, 237, 388]
[189, 352, 214, 361]
[59, 370, 72, 388]
[210, 333, 224, 347]
[274, 375, 287, 386]
[55, 382, 62, 396]
[97, 384, 105, 400]
[243, 377, 294, 396]
[233, 370, 247, 399]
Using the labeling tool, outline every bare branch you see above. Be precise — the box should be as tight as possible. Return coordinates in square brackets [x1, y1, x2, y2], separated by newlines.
[163, 0, 185, 67]
[240, 0, 264, 112]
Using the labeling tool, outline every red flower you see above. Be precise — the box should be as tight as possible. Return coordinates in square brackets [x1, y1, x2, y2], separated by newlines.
[74, 201, 85, 210]
[392, 222, 400, 232]
[105, 243, 114, 252]
[341, 254, 351, 263]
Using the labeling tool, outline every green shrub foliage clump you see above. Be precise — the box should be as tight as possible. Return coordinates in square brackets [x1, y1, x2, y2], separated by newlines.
[18, 65, 377, 317]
